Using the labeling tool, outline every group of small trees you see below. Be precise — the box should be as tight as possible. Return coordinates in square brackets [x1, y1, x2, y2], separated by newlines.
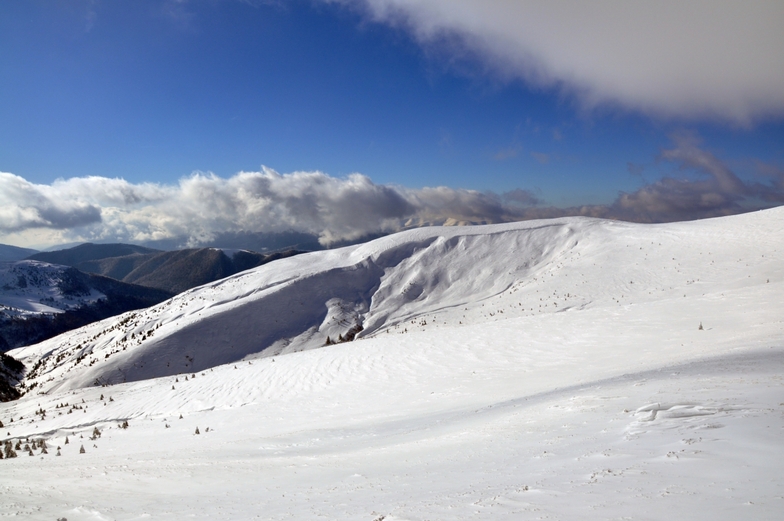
[324, 323, 364, 346]
[1, 438, 50, 458]
[0, 419, 131, 462]
[2, 440, 17, 458]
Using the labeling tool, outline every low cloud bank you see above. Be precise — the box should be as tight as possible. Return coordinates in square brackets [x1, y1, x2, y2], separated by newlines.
[0, 169, 535, 248]
[326, 0, 784, 124]
[1, 137, 782, 248]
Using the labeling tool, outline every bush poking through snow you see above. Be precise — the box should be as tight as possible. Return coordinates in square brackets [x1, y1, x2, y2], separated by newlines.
[3, 440, 17, 458]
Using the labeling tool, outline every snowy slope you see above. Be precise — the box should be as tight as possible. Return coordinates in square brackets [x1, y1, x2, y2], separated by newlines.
[10, 209, 784, 394]
[1, 208, 783, 520]
[0, 260, 105, 318]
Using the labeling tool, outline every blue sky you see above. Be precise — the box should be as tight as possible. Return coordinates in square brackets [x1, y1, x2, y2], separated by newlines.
[1, 1, 783, 248]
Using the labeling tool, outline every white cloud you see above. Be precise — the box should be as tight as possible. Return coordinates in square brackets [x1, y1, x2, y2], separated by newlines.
[3, 141, 781, 249]
[0, 173, 102, 232]
[326, 0, 784, 124]
[0, 169, 535, 248]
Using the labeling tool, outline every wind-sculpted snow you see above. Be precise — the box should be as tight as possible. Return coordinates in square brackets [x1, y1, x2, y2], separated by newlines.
[2, 208, 784, 520]
[10, 219, 587, 392]
[9, 208, 784, 397]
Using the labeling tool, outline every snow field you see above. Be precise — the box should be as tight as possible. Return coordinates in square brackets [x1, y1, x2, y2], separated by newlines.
[2, 207, 783, 519]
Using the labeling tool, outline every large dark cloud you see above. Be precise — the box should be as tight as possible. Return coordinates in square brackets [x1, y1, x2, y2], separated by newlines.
[325, 0, 784, 124]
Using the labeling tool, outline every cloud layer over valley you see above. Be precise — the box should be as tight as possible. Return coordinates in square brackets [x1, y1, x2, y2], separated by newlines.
[1, 135, 782, 249]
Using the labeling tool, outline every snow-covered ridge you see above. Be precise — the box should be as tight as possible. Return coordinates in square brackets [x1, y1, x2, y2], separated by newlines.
[2, 208, 784, 519]
[0, 260, 104, 318]
[10, 207, 784, 394]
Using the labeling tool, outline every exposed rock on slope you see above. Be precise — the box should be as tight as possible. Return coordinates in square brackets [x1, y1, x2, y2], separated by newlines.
[0, 352, 24, 401]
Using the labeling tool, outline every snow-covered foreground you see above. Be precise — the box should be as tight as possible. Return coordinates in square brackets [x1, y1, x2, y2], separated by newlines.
[2, 209, 783, 520]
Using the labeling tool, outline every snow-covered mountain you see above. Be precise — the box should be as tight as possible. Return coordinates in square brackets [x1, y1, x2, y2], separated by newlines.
[11, 208, 783, 394]
[2, 208, 783, 520]
[0, 261, 173, 351]
[0, 260, 108, 318]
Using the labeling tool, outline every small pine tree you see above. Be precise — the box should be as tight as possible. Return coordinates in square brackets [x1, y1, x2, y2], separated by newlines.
[194, 427, 200, 435]
[698, 322, 704, 330]
[64, 436, 69, 445]
[79, 445, 86, 454]
[4, 441, 17, 459]
[56, 448, 61, 456]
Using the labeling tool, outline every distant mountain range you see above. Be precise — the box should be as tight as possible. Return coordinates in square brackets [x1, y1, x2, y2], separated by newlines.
[28, 243, 303, 294]
[137, 230, 324, 253]
[0, 244, 39, 262]
[27, 243, 159, 266]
